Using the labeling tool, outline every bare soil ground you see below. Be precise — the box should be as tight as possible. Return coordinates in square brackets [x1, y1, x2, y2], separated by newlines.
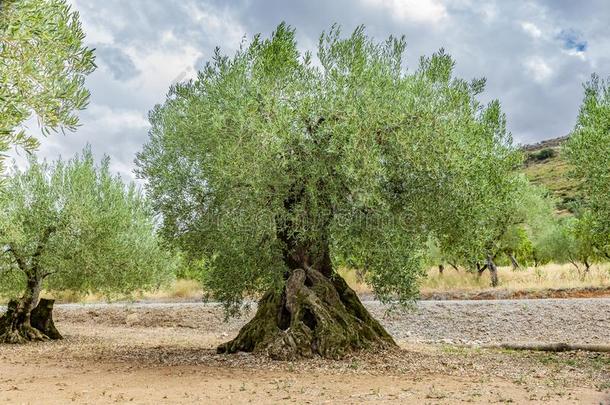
[1, 300, 609, 404]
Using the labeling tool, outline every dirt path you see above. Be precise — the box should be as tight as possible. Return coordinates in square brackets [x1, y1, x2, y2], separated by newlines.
[1, 358, 605, 404]
[0, 300, 609, 404]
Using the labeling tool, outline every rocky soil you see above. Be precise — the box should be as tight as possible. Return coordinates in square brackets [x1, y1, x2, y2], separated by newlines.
[372, 297, 610, 346]
[47, 297, 610, 347]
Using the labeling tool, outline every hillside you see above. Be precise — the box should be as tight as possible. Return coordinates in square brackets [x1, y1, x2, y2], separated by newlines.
[521, 136, 579, 213]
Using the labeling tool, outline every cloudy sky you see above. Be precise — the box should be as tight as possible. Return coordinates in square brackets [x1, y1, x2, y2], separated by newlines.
[14, 0, 610, 181]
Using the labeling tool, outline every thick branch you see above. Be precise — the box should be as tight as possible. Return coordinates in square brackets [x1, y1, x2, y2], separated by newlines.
[448, 262, 460, 272]
[31, 225, 57, 273]
[6, 245, 27, 272]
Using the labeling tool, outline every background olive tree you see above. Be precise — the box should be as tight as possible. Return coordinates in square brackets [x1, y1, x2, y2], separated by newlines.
[565, 74, 610, 261]
[0, 148, 175, 343]
[137, 24, 518, 359]
[0, 0, 95, 176]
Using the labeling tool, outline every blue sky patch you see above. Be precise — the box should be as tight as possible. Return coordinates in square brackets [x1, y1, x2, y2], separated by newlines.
[557, 29, 588, 52]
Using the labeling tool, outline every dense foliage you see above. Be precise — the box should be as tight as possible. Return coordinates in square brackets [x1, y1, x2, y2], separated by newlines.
[137, 24, 520, 310]
[527, 148, 555, 162]
[0, 0, 95, 175]
[0, 148, 174, 300]
[565, 74, 610, 261]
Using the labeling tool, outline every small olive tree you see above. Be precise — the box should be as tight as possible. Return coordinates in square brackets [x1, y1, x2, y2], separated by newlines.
[437, 175, 541, 286]
[565, 74, 610, 260]
[534, 216, 597, 274]
[137, 24, 517, 359]
[0, 0, 95, 175]
[0, 149, 174, 343]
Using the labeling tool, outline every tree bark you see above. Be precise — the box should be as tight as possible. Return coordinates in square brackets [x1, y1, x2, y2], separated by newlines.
[31, 298, 62, 340]
[476, 262, 487, 277]
[217, 267, 396, 360]
[234, 193, 396, 359]
[508, 253, 520, 271]
[583, 260, 591, 275]
[569, 259, 580, 272]
[0, 277, 60, 343]
[1, 227, 58, 344]
[486, 255, 499, 287]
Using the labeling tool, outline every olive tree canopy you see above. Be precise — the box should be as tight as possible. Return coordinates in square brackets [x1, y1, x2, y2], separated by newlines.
[0, 0, 95, 175]
[565, 74, 610, 260]
[137, 24, 518, 359]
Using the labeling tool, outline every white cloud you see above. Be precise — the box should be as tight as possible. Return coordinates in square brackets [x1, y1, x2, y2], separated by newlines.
[361, 0, 448, 24]
[126, 42, 202, 100]
[187, 2, 245, 47]
[562, 48, 587, 61]
[524, 56, 553, 82]
[72, 0, 124, 45]
[520, 21, 542, 39]
[86, 105, 148, 131]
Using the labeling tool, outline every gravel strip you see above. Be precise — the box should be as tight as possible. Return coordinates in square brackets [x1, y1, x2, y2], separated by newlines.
[369, 298, 610, 345]
[2, 297, 609, 346]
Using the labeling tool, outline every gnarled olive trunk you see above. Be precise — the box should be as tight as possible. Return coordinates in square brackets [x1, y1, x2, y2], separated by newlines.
[217, 267, 396, 360]
[0, 274, 61, 344]
[2, 229, 60, 344]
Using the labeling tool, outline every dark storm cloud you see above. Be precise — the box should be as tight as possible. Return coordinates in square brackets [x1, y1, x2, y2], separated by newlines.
[19, 0, 610, 180]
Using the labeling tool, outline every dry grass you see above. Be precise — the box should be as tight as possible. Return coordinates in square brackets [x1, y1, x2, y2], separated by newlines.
[338, 268, 372, 295]
[339, 262, 610, 296]
[150, 278, 203, 300]
[3, 263, 608, 305]
[166, 279, 203, 298]
[422, 263, 610, 293]
[47, 279, 204, 303]
[45, 289, 103, 303]
[0, 279, 203, 305]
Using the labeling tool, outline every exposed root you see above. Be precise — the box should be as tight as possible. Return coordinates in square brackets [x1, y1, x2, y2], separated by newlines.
[218, 268, 396, 360]
[0, 324, 50, 344]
